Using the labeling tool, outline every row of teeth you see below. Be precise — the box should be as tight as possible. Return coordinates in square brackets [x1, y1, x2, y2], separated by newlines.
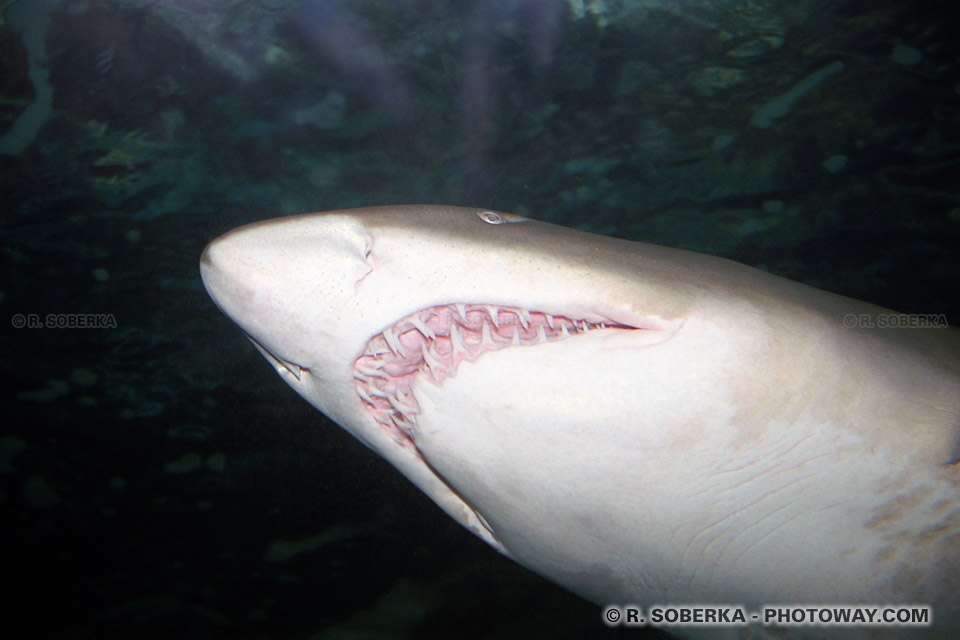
[354, 304, 620, 447]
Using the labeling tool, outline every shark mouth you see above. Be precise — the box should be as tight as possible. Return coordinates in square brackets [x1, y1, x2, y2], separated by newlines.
[354, 303, 634, 447]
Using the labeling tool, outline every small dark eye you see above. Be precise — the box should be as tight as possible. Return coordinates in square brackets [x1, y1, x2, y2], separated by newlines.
[477, 210, 505, 225]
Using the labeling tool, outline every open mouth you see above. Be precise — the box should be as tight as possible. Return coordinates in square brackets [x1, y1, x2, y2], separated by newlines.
[354, 303, 636, 447]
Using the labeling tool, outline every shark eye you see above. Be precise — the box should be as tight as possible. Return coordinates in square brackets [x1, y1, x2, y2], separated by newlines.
[477, 210, 506, 225]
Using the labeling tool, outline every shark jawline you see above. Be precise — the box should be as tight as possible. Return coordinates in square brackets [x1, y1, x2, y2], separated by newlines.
[354, 303, 637, 448]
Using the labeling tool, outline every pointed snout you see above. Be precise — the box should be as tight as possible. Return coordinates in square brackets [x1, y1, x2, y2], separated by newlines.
[199, 212, 376, 363]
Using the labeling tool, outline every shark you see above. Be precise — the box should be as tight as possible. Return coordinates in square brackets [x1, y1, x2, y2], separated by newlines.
[200, 205, 960, 638]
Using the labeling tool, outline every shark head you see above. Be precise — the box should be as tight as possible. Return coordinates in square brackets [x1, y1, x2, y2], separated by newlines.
[200, 205, 699, 549]
[201, 205, 960, 628]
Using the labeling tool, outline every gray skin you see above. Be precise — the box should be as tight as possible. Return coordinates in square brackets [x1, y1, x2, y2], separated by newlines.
[201, 205, 960, 639]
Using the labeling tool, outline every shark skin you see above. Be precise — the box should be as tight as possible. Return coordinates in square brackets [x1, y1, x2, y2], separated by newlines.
[200, 205, 960, 639]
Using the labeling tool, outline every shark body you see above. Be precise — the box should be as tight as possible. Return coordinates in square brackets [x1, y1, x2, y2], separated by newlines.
[201, 205, 960, 638]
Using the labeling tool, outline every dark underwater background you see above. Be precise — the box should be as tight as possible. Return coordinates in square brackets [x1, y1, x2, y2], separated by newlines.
[2, 0, 957, 638]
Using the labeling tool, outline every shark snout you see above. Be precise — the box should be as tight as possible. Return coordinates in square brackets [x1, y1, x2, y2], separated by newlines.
[198, 238, 236, 306]
[200, 212, 381, 368]
[201, 213, 374, 302]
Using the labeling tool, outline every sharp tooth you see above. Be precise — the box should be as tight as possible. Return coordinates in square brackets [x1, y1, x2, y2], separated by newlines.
[421, 343, 442, 378]
[393, 415, 415, 433]
[560, 323, 569, 338]
[511, 325, 521, 346]
[580, 320, 590, 332]
[545, 313, 554, 329]
[354, 371, 369, 383]
[451, 323, 467, 357]
[368, 386, 388, 398]
[455, 303, 468, 323]
[393, 409, 419, 433]
[388, 392, 418, 416]
[410, 314, 435, 339]
[383, 326, 405, 357]
[372, 410, 393, 425]
[485, 305, 500, 327]
[365, 342, 390, 356]
[518, 308, 530, 329]
[356, 384, 375, 404]
[600, 322, 606, 330]
[481, 320, 496, 347]
[420, 345, 447, 381]
[357, 364, 389, 379]
[537, 324, 547, 344]
[397, 388, 419, 413]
